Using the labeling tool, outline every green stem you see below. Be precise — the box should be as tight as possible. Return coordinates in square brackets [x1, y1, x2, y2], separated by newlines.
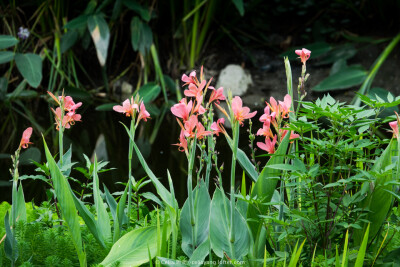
[127, 119, 136, 225]
[188, 137, 197, 251]
[101, 66, 109, 94]
[229, 121, 239, 259]
[189, 0, 200, 68]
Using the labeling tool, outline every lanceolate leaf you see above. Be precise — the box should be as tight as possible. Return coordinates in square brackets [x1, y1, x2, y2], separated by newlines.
[101, 226, 158, 267]
[209, 188, 250, 259]
[312, 66, 367, 92]
[14, 53, 42, 88]
[247, 133, 291, 238]
[180, 181, 211, 257]
[354, 140, 396, 244]
[88, 14, 110, 66]
[93, 156, 112, 243]
[43, 139, 86, 266]
[355, 225, 370, 267]
[4, 211, 18, 263]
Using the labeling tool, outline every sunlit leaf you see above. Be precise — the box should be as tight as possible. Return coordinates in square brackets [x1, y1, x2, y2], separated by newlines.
[88, 14, 110, 66]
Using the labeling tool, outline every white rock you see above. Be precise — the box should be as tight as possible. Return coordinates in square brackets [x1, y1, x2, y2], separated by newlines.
[216, 64, 252, 97]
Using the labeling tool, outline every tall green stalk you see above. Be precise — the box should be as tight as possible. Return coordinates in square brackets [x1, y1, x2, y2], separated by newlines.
[127, 119, 136, 224]
[187, 137, 197, 251]
[229, 121, 239, 259]
[189, 0, 200, 68]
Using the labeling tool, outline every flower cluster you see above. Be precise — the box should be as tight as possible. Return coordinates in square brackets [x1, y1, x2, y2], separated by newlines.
[171, 67, 227, 154]
[18, 27, 30, 40]
[48, 92, 82, 130]
[113, 96, 150, 125]
[256, 94, 299, 154]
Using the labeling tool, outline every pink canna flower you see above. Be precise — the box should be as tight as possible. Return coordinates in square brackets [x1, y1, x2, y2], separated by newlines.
[173, 130, 188, 154]
[171, 99, 193, 122]
[231, 96, 257, 125]
[280, 129, 300, 141]
[211, 118, 226, 136]
[113, 97, 138, 117]
[184, 80, 206, 99]
[389, 121, 399, 138]
[53, 107, 81, 130]
[257, 135, 277, 154]
[279, 94, 292, 118]
[19, 127, 33, 149]
[295, 48, 311, 64]
[256, 121, 274, 139]
[209, 87, 226, 104]
[259, 106, 276, 125]
[63, 96, 82, 114]
[268, 96, 280, 115]
[196, 122, 212, 139]
[182, 70, 197, 86]
[183, 115, 198, 138]
[137, 102, 151, 123]
[193, 95, 206, 115]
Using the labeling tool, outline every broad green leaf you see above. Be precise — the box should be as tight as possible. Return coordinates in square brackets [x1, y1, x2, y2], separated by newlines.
[43, 139, 86, 266]
[103, 184, 117, 221]
[60, 30, 79, 54]
[138, 82, 161, 103]
[209, 188, 250, 259]
[93, 156, 112, 243]
[312, 67, 367, 92]
[318, 44, 357, 65]
[16, 184, 27, 222]
[180, 181, 211, 257]
[232, 0, 244, 16]
[72, 192, 106, 248]
[101, 226, 158, 267]
[188, 241, 210, 267]
[247, 133, 290, 238]
[130, 16, 153, 55]
[64, 15, 89, 30]
[15, 53, 42, 88]
[0, 51, 14, 64]
[354, 141, 396, 245]
[123, 0, 150, 21]
[88, 14, 110, 66]
[355, 225, 369, 267]
[0, 35, 18, 49]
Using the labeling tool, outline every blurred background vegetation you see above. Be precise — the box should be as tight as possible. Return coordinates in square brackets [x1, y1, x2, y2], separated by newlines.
[1, 0, 400, 204]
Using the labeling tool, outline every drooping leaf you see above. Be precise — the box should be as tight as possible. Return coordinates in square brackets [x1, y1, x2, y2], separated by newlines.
[43, 138, 86, 265]
[209, 188, 250, 259]
[101, 226, 158, 267]
[138, 82, 161, 104]
[87, 14, 110, 66]
[312, 66, 367, 92]
[0, 35, 19, 49]
[14, 53, 42, 88]
[0, 51, 14, 64]
[130, 16, 141, 52]
[180, 181, 211, 257]
[64, 15, 89, 30]
[60, 30, 79, 54]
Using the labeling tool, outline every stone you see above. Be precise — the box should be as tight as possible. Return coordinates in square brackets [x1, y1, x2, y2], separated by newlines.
[216, 64, 252, 97]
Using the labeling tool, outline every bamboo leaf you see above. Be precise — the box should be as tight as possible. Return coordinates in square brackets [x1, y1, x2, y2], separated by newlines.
[355, 225, 370, 267]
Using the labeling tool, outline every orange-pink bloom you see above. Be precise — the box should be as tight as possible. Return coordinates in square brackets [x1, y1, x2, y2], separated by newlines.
[182, 70, 197, 86]
[280, 129, 300, 141]
[195, 121, 212, 140]
[173, 130, 188, 154]
[295, 48, 311, 64]
[171, 99, 193, 122]
[389, 121, 399, 138]
[113, 97, 138, 117]
[208, 87, 226, 104]
[19, 127, 33, 149]
[137, 102, 151, 123]
[231, 96, 257, 125]
[184, 80, 206, 99]
[257, 135, 277, 154]
[53, 107, 81, 130]
[278, 94, 292, 118]
[211, 118, 225, 136]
